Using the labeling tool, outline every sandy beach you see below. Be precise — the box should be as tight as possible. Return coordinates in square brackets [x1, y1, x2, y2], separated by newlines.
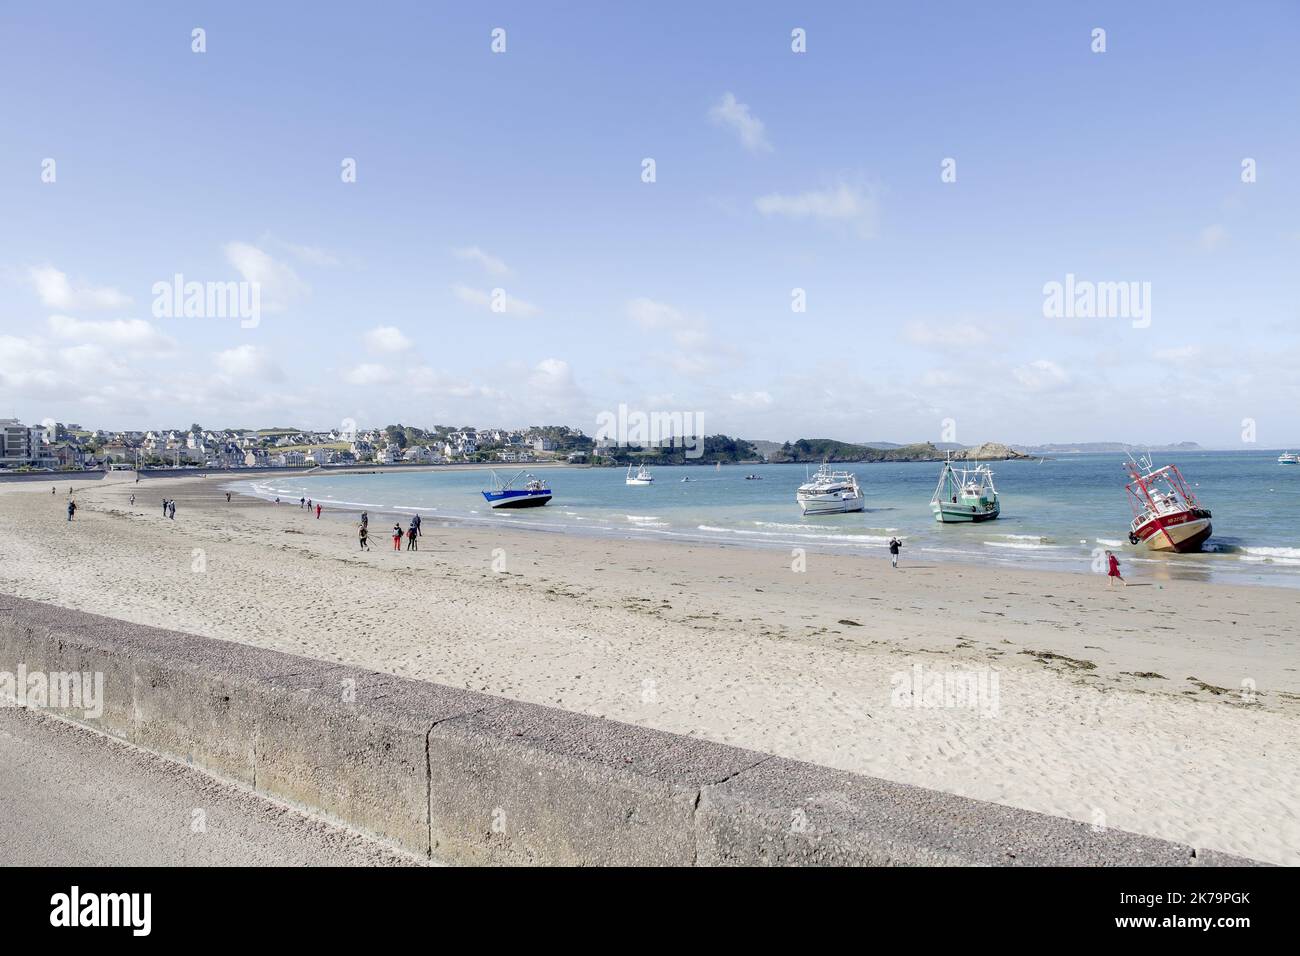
[4, 472, 1298, 864]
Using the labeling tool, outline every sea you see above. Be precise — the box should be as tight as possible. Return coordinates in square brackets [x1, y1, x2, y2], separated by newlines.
[233, 450, 1300, 589]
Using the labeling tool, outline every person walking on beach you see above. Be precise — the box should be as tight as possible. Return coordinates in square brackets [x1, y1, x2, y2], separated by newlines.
[360, 511, 368, 530]
[66, 500, 76, 521]
[412, 513, 422, 537]
[162, 499, 168, 517]
[299, 496, 305, 509]
[888, 536, 902, 569]
[392, 523, 403, 551]
[315, 503, 322, 518]
[358, 524, 369, 550]
[1106, 550, 1126, 587]
[169, 500, 176, 520]
[129, 493, 135, 507]
[406, 522, 418, 551]
[226, 491, 232, 502]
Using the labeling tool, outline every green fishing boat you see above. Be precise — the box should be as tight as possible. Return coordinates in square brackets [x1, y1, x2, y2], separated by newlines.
[930, 455, 1000, 523]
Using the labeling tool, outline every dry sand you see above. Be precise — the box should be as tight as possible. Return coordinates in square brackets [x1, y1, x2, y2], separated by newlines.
[3, 472, 1298, 863]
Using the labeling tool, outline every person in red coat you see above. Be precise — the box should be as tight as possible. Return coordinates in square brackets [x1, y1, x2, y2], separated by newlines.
[1106, 550, 1126, 587]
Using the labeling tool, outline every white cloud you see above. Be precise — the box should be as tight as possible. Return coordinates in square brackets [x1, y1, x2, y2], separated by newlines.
[278, 241, 341, 267]
[48, 314, 175, 353]
[29, 266, 131, 311]
[453, 246, 512, 277]
[363, 326, 412, 353]
[709, 92, 772, 153]
[529, 358, 576, 393]
[625, 298, 740, 376]
[1153, 345, 1203, 366]
[223, 242, 308, 311]
[344, 363, 391, 386]
[903, 321, 990, 351]
[1199, 224, 1228, 251]
[627, 297, 687, 330]
[214, 344, 281, 381]
[755, 181, 878, 236]
[0, 334, 48, 369]
[452, 284, 539, 317]
[1013, 359, 1069, 391]
[730, 390, 773, 408]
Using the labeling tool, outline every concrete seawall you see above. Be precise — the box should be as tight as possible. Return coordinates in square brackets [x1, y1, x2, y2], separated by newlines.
[0, 595, 1255, 866]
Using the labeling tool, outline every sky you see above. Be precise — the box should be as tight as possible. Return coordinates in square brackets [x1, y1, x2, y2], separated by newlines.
[1, 1, 1298, 447]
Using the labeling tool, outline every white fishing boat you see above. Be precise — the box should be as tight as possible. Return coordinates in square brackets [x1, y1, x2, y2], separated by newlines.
[796, 461, 864, 515]
[1278, 452, 1299, 465]
[626, 463, 654, 485]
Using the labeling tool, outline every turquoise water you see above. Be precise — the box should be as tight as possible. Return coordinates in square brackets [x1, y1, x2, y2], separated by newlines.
[234, 451, 1300, 588]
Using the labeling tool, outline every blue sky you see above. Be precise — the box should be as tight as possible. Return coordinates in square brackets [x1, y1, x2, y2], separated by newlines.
[1, 1, 1298, 445]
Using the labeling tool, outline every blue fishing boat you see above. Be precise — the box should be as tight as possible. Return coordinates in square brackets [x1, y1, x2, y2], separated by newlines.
[481, 470, 552, 509]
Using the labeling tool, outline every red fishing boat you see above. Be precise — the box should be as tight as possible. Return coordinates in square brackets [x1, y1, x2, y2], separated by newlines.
[1124, 456, 1212, 553]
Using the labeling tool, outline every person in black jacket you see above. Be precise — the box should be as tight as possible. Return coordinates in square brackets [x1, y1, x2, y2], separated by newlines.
[888, 536, 902, 569]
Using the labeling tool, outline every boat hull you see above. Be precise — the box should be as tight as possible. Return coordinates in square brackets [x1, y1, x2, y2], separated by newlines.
[931, 502, 1000, 523]
[1133, 513, 1212, 552]
[626, 479, 653, 486]
[482, 491, 552, 509]
[799, 495, 865, 515]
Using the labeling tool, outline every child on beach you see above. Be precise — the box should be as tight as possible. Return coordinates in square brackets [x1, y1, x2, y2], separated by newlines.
[316, 503, 322, 518]
[392, 523, 402, 551]
[888, 536, 902, 568]
[1106, 550, 1126, 587]
[358, 525, 369, 550]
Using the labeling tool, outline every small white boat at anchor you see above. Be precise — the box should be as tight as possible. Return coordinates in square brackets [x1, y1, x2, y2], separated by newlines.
[626, 463, 654, 485]
[796, 461, 864, 515]
[1279, 452, 1299, 465]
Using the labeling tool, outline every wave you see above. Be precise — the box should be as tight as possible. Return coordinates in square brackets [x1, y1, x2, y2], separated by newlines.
[990, 533, 1057, 545]
[698, 525, 891, 545]
[1094, 538, 1125, 547]
[984, 540, 1064, 551]
[1239, 546, 1300, 560]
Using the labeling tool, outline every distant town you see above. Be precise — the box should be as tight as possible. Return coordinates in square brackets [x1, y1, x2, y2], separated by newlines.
[1, 417, 1210, 474]
[0, 419, 614, 472]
